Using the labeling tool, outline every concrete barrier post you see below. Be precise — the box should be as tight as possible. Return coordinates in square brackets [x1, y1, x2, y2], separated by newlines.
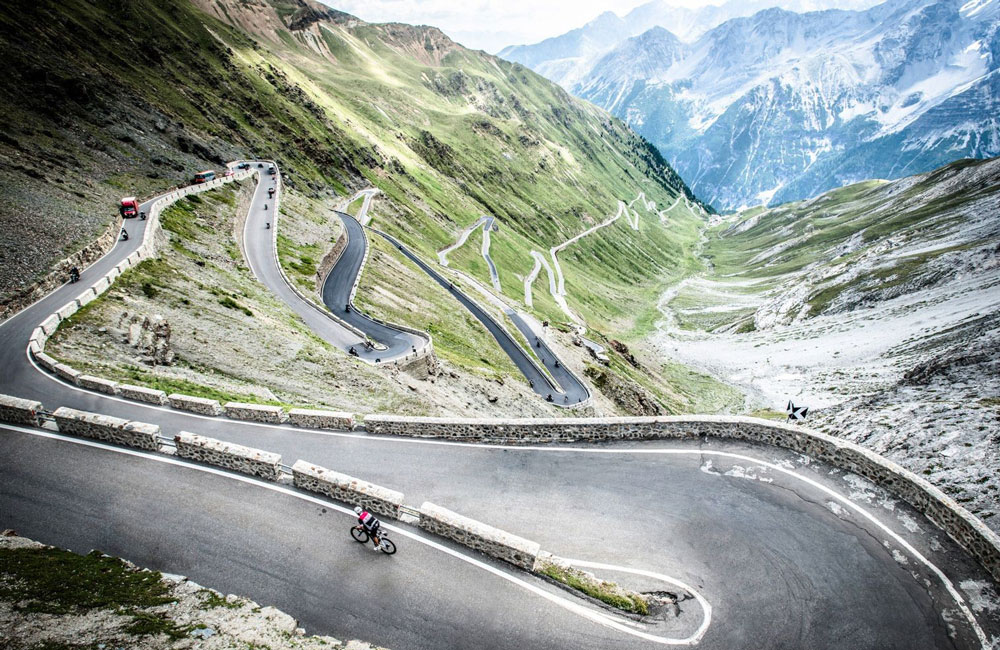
[288, 408, 354, 430]
[174, 432, 281, 481]
[417, 502, 540, 571]
[52, 407, 160, 451]
[291, 461, 403, 519]
[0, 394, 44, 427]
[168, 394, 223, 416]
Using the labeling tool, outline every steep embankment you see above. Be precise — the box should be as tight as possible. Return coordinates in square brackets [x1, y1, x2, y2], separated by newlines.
[0, 0, 717, 415]
[656, 156, 1000, 530]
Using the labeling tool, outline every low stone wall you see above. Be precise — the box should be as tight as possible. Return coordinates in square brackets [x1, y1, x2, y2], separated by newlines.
[32, 352, 57, 373]
[168, 393, 223, 416]
[223, 402, 286, 424]
[0, 394, 43, 427]
[367, 414, 1000, 582]
[40, 314, 60, 337]
[119, 384, 168, 405]
[287, 408, 354, 430]
[418, 502, 540, 571]
[174, 432, 281, 481]
[291, 460, 403, 519]
[52, 406, 160, 451]
[78, 375, 119, 396]
[56, 302, 78, 322]
[52, 362, 81, 385]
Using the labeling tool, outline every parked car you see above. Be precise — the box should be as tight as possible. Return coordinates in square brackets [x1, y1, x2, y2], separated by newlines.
[237, 162, 251, 169]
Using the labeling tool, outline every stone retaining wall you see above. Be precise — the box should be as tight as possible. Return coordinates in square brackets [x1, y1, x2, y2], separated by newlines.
[224, 402, 286, 424]
[52, 406, 160, 451]
[291, 460, 403, 519]
[174, 432, 281, 481]
[0, 394, 43, 427]
[417, 502, 540, 571]
[119, 384, 168, 405]
[366, 414, 1000, 582]
[287, 408, 354, 430]
[168, 394, 223, 416]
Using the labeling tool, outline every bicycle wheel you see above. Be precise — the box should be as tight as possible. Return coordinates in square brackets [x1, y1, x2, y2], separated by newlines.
[379, 538, 397, 555]
[351, 526, 369, 544]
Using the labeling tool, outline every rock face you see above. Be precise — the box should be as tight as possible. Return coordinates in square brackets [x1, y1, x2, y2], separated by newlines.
[509, 0, 1000, 210]
[584, 366, 663, 416]
[117, 312, 175, 365]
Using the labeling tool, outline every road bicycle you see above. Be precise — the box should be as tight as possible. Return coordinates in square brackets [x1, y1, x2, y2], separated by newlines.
[351, 525, 396, 555]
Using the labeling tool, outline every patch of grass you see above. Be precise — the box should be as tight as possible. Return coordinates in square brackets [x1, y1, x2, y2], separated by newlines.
[345, 195, 365, 216]
[749, 408, 787, 421]
[540, 563, 649, 615]
[196, 588, 242, 609]
[0, 547, 173, 614]
[218, 295, 253, 317]
[124, 610, 190, 640]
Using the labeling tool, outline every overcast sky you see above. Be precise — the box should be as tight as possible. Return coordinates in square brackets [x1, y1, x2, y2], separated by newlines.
[323, 0, 666, 53]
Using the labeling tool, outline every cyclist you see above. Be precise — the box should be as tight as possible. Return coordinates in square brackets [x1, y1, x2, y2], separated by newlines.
[355, 506, 382, 551]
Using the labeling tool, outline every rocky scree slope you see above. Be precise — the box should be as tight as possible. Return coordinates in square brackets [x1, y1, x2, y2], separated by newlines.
[514, 0, 1000, 210]
[656, 156, 1000, 531]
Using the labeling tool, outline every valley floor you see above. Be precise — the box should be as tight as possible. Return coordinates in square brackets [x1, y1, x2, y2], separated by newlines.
[653, 175, 1000, 532]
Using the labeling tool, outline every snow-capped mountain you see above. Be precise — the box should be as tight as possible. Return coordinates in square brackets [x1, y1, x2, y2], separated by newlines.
[498, 0, 883, 88]
[505, 0, 1000, 210]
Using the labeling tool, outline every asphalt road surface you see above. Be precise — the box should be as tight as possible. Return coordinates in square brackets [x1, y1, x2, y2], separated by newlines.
[0, 167, 996, 649]
[373, 229, 591, 405]
[319, 212, 427, 362]
[241, 166, 426, 363]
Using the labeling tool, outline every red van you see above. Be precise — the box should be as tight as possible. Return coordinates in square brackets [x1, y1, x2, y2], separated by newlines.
[119, 197, 139, 218]
[193, 170, 215, 183]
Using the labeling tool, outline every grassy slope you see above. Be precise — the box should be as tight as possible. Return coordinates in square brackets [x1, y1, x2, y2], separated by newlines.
[47, 182, 429, 413]
[1, 0, 721, 414]
[673, 158, 1000, 332]
[239, 3, 708, 334]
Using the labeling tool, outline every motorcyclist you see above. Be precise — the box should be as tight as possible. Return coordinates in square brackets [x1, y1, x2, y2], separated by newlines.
[355, 506, 382, 551]
[68, 267, 80, 283]
[120, 228, 129, 241]
[139, 211, 147, 221]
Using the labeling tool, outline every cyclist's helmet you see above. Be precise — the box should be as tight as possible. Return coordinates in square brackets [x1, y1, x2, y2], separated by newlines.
[354, 506, 363, 514]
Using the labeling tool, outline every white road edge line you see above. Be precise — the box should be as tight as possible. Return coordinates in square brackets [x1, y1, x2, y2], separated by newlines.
[3, 424, 709, 646]
[18, 353, 994, 645]
[563, 558, 713, 644]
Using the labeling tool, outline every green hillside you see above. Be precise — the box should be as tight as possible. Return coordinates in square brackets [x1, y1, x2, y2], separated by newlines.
[667, 157, 1000, 333]
[0, 0, 721, 415]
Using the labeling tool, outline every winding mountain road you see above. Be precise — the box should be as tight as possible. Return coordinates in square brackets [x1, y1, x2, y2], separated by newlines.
[0, 167, 997, 650]
[374, 229, 590, 405]
[242, 166, 427, 363]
